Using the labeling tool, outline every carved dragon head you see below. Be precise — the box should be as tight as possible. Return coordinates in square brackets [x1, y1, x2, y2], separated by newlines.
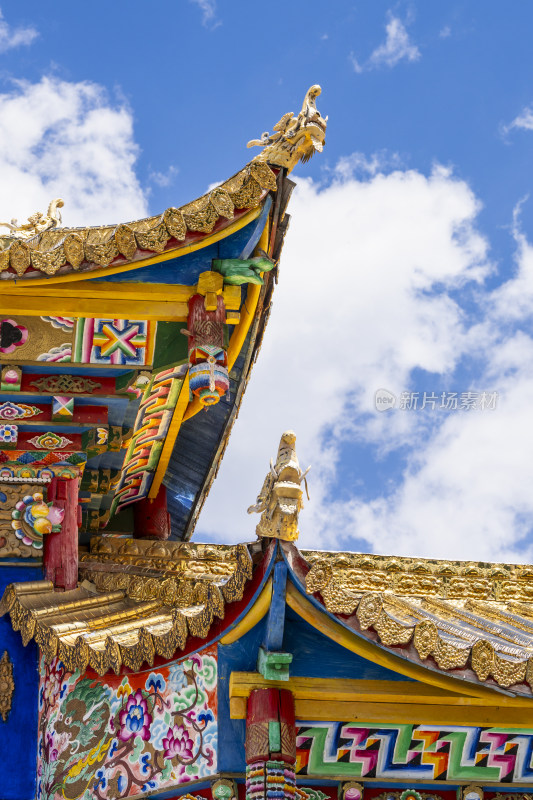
[247, 85, 327, 173]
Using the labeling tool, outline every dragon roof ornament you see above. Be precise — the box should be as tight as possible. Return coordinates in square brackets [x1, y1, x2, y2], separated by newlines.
[248, 430, 310, 542]
[0, 198, 64, 240]
[247, 85, 327, 173]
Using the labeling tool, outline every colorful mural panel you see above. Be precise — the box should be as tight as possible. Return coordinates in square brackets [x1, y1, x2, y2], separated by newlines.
[74, 318, 155, 365]
[37, 645, 217, 800]
[296, 722, 533, 783]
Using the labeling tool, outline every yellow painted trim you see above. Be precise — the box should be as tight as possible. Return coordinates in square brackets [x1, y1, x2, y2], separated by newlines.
[286, 581, 532, 705]
[231, 674, 471, 703]
[229, 671, 533, 726]
[0, 293, 188, 321]
[182, 218, 270, 423]
[147, 373, 190, 499]
[0, 281, 196, 302]
[10, 206, 263, 287]
[229, 695, 533, 727]
[220, 578, 272, 645]
[230, 674, 533, 725]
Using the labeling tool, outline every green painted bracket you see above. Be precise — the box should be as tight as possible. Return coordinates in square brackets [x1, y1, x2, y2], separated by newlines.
[268, 720, 281, 752]
[257, 645, 293, 681]
[212, 257, 275, 285]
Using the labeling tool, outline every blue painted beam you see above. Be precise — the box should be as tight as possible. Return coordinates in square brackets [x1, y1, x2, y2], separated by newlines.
[264, 558, 288, 652]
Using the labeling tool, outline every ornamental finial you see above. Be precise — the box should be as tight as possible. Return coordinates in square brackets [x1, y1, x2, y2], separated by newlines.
[247, 85, 327, 173]
[0, 198, 64, 239]
[247, 430, 310, 541]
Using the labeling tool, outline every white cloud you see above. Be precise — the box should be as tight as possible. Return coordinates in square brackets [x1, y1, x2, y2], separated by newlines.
[369, 14, 421, 68]
[0, 9, 38, 53]
[349, 53, 364, 75]
[0, 76, 147, 228]
[345, 337, 533, 563]
[189, 0, 219, 28]
[149, 165, 179, 188]
[197, 161, 497, 555]
[352, 14, 420, 73]
[197, 162, 533, 565]
[502, 106, 533, 135]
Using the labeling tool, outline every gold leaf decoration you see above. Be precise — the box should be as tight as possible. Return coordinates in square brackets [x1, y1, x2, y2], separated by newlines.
[163, 207, 187, 241]
[356, 593, 383, 629]
[135, 220, 170, 253]
[413, 619, 439, 659]
[30, 245, 66, 276]
[115, 224, 137, 260]
[470, 639, 495, 682]
[182, 199, 220, 233]
[210, 188, 235, 219]
[63, 233, 84, 269]
[84, 238, 119, 267]
[250, 161, 278, 192]
[9, 241, 30, 276]
[230, 176, 263, 209]
[0, 650, 14, 722]
[0, 542, 253, 676]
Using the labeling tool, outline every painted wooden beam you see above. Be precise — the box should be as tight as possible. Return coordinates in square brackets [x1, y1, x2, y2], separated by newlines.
[147, 373, 190, 499]
[0, 293, 188, 320]
[264, 560, 287, 652]
[230, 695, 533, 728]
[229, 672, 533, 726]
[1, 282, 196, 302]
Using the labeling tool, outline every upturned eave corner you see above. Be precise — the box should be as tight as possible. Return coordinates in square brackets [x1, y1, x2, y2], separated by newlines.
[0, 86, 327, 283]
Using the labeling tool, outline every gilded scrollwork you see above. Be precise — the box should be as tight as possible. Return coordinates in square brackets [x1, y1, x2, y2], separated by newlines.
[0, 198, 64, 239]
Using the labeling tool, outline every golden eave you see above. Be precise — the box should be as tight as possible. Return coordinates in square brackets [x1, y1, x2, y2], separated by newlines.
[303, 547, 533, 693]
[0, 542, 253, 675]
[0, 161, 277, 280]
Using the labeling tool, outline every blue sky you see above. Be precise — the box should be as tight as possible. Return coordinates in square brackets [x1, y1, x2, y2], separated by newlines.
[3, 2, 533, 562]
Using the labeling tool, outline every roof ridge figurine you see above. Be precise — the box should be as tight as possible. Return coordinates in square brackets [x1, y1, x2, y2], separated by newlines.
[0, 197, 64, 239]
[248, 430, 310, 541]
[247, 84, 327, 172]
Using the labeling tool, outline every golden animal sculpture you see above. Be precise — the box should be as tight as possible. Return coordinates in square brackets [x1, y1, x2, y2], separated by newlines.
[248, 430, 310, 541]
[0, 198, 64, 239]
[247, 85, 327, 172]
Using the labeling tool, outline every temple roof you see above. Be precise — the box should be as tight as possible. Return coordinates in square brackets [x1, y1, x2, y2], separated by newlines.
[0, 163, 277, 281]
[5, 532, 533, 698]
[0, 540, 253, 674]
[293, 545, 533, 695]
[0, 87, 328, 548]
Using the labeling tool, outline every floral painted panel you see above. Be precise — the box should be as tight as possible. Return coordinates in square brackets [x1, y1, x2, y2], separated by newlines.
[37, 645, 217, 800]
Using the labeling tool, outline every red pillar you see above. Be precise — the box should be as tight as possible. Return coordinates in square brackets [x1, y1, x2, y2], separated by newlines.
[43, 477, 79, 590]
[245, 688, 296, 800]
